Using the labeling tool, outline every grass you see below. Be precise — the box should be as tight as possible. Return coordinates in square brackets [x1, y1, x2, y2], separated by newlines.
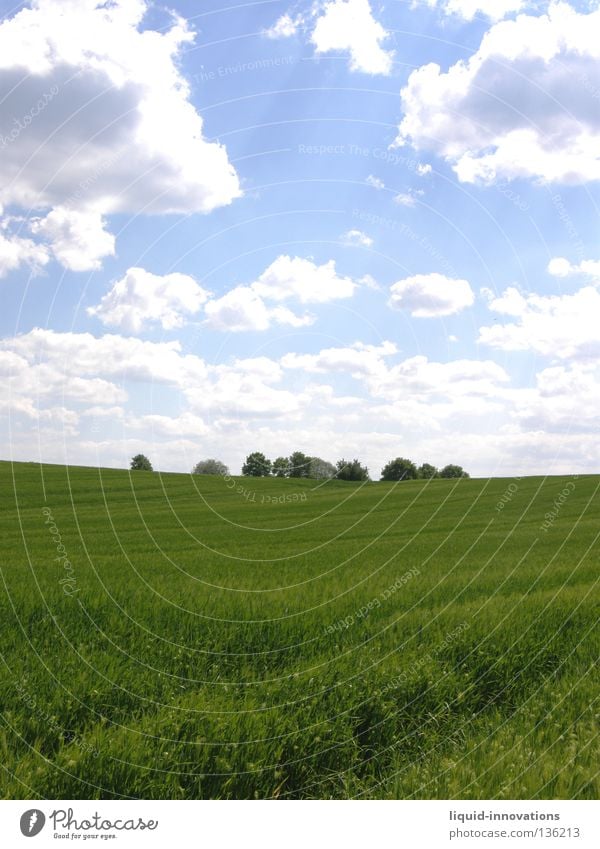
[0, 460, 598, 799]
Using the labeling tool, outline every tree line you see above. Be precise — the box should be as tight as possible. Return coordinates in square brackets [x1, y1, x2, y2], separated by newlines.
[193, 453, 468, 481]
[131, 452, 469, 480]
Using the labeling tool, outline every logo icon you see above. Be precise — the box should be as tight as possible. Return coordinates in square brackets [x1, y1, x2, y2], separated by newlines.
[20, 810, 46, 837]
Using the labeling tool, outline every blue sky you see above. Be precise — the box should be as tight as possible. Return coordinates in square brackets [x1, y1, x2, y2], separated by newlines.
[1, 0, 599, 477]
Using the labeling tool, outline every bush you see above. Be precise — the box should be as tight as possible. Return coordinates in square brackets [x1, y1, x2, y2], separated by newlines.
[309, 457, 337, 479]
[440, 464, 469, 479]
[288, 451, 312, 478]
[130, 454, 153, 471]
[192, 459, 229, 476]
[272, 457, 290, 477]
[380, 457, 418, 481]
[336, 458, 369, 481]
[242, 452, 272, 477]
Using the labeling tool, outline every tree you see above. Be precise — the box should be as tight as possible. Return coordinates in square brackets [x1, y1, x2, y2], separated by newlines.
[309, 456, 336, 479]
[418, 462, 439, 480]
[130, 454, 153, 471]
[242, 452, 272, 477]
[380, 457, 418, 481]
[336, 458, 369, 481]
[440, 464, 469, 479]
[288, 451, 311, 478]
[272, 457, 290, 477]
[192, 459, 229, 476]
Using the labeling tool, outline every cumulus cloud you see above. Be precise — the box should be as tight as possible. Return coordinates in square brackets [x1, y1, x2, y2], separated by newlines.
[547, 256, 600, 278]
[0, 231, 49, 277]
[204, 286, 314, 333]
[479, 285, 600, 359]
[4, 327, 598, 476]
[369, 355, 509, 402]
[341, 229, 374, 247]
[87, 255, 358, 336]
[251, 255, 356, 303]
[88, 267, 211, 332]
[366, 174, 385, 190]
[388, 273, 475, 317]
[511, 362, 600, 433]
[2, 328, 208, 387]
[311, 0, 394, 75]
[423, 0, 525, 21]
[0, 328, 301, 425]
[0, 0, 241, 272]
[264, 13, 302, 38]
[282, 340, 509, 428]
[204, 255, 357, 332]
[393, 190, 424, 207]
[30, 208, 115, 271]
[395, 2, 600, 184]
[282, 340, 398, 378]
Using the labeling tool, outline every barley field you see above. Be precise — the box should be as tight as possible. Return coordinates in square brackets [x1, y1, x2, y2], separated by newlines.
[0, 461, 598, 799]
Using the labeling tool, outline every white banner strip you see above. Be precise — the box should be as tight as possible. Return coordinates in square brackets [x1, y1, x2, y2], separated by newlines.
[0, 800, 597, 848]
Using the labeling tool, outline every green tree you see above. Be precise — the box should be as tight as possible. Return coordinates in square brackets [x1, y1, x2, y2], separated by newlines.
[308, 457, 336, 479]
[192, 459, 229, 476]
[417, 462, 439, 479]
[336, 458, 369, 481]
[242, 452, 272, 477]
[380, 457, 418, 481]
[130, 454, 153, 471]
[288, 451, 311, 478]
[272, 457, 290, 477]
[440, 464, 469, 479]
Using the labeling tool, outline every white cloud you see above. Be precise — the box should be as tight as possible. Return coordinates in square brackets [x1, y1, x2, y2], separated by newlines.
[30, 208, 115, 271]
[423, 0, 525, 21]
[389, 273, 475, 317]
[0, 0, 241, 271]
[282, 340, 398, 378]
[282, 341, 509, 431]
[366, 174, 385, 190]
[359, 273, 381, 290]
[0, 231, 49, 277]
[134, 412, 210, 438]
[393, 192, 417, 207]
[204, 286, 313, 333]
[547, 257, 573, 278]
[88, 267, 211, 332]
[1, 328, 208, 387]
[479, 285, 600, 359]
[0, 328, 302, 424]
[251, 255, 356, 303]
[82, 405, 124, 420]
[311, 0, 394, 75]
[511, 362, 600, 432]
[4, 327, 600, 477]
[416, 163, 432, 176]
[369, 355, 509, 402]
[547, 256, 600, 278]
[0, 338, 127, 429]
[201, 256, 360, 333]
[341, 229, 374, 247]
[264, 13, 302, 38]
[395, 2, 600, 185]
[88, 256, 352, 337]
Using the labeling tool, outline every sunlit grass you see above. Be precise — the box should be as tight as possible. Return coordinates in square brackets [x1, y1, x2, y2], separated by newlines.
[0, 461, 597, 799]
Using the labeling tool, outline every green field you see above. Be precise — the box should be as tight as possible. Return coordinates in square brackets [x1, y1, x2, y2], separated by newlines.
[0, 460, 598, 799]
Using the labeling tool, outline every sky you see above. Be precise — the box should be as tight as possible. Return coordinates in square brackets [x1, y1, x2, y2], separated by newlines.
[1, 0, 599, 478]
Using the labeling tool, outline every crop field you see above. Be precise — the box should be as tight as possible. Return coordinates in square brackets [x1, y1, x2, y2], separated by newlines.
[0, 460, 598, 799]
